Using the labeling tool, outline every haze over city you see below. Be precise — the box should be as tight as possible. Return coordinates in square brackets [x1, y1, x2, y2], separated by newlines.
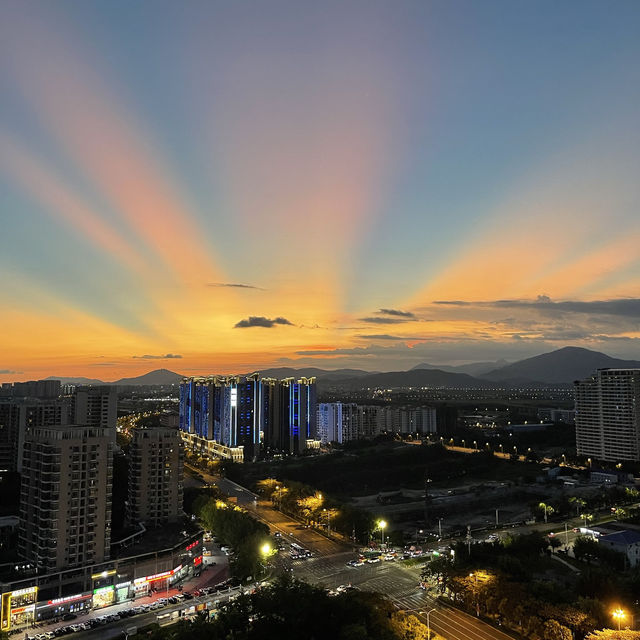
[1, 0, 639, 382]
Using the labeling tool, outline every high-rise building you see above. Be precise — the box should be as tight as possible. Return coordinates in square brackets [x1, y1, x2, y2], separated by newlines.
[0, 398, 70, 473]
[72, 386, 117, 439]
[575, 368, 640, 462]
[127, 425, 184, 527]
[179, 375, 316, 459]
[18, 424, 113, 572]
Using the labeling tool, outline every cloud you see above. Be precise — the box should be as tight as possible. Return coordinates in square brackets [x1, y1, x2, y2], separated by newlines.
[234, 316, 293, 328]
[133, 353, 183, 359]
[357, 334, 426, 341]
[433, 297, 640, 318]
[359, 317, 410, 325]
[208, 282, 264, 290]
[378, 308, 415, 318]
[0, 369, 20, 374]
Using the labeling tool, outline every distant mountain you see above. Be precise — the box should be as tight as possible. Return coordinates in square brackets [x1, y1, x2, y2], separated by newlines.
[481, 347, 640, 384]
[248, 367, 373, 380]
[329, 368, 497, 391]
[411, 359, 510, 377]
[112, 369, 183, 386]
[45, 375, 104, 385]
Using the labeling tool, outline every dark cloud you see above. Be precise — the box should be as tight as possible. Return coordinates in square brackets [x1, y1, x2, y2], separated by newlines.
[133, 353, 183, 359]
[378, 308, 415, 318]
[433, 297, 640, 318]
[208, 283, 264, 290]
[357, 334, 426, 341]
[234, 316, 293, 328]
[359, 317, 410, 325]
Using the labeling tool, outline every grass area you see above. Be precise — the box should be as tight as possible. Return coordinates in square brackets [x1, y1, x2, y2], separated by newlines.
[227, 443, 543, 498]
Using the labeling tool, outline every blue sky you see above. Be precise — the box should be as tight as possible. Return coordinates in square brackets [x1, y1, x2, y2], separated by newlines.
[1, 0, 639, 379]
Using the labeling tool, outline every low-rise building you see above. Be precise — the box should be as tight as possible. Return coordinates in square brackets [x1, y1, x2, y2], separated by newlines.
[598, 530, 640, 568]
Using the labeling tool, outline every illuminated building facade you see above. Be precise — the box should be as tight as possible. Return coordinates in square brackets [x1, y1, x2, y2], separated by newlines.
[575, 368, 640, 462]
[179, 375, 316, 459]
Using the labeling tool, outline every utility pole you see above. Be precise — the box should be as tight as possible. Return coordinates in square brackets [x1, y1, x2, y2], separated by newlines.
[466, 525, 472, 556]
[564, 522, 569, 548]
[438, 518, 443, 538]
[495, 508, 499, 527]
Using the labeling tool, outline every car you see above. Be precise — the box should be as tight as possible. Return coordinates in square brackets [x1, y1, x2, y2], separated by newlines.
[367, 558, 380, 564]
[274, 532, 281, 538]
[182, 592, 194, 599]
[168, 597, 178, 604]
[346, 560, 360, 567]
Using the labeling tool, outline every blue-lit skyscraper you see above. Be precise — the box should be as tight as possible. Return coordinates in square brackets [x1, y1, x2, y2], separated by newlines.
[179, 375, 316, 460]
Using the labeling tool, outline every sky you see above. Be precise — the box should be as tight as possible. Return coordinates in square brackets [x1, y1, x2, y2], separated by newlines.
[1, 0, 639, 381]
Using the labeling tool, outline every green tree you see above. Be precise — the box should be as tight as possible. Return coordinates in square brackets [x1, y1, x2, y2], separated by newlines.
[421, 555, 454, 593]
[543, 619, 572, 640]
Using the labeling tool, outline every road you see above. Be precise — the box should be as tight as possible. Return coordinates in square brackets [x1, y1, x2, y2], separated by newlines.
[213, 474, 516, 640]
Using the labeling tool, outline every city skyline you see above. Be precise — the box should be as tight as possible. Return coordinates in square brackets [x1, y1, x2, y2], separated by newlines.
[1, 0, 639, 381]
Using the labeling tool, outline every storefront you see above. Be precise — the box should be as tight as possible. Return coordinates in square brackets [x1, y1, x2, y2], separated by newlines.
[0, 586, 38, 631]
[36, 593, 92, 621]
[115, 581, 132, 603]
[92, 585, 115, 608]
[132, 565, 182, 597]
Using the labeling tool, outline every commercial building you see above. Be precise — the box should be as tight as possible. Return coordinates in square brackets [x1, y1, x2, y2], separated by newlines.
[179, 375, 316, 460]
[0, 530, 203, 631]
[575, 368, 640, 462]
[128, 425, 184, 527]
[18, 424, 114, 573]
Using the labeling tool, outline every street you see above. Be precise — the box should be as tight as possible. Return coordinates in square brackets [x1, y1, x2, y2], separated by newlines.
[214, 474, 516, 640]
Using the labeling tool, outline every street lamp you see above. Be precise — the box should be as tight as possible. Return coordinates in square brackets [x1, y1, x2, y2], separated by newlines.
[612, 608, 626, 631]
[426, 607, 437, 640]
[378, 520, 387, 546]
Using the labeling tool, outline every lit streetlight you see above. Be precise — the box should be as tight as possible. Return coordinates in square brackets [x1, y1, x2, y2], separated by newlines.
[378, 519, 387, 546]
[426, 608, 437, 640]
[612, 608, 626, 631]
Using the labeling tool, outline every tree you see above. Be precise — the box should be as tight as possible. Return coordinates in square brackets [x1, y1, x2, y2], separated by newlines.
[585, 632, 640, 640]
[573, 536, 600, 564]
[421, 555, 453, 593]
[548, 536, 562, 553]
[543, 619, 572, 640]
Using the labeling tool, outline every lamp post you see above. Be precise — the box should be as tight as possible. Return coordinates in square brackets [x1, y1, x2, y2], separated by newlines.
[612, 608, 626, 631]
[426, 607, 437, 640]
[437, 518, 443, 538]
[378, 520, 387, 547]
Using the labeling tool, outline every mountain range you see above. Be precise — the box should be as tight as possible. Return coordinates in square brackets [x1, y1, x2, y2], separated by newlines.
[43, 347, 640, 388]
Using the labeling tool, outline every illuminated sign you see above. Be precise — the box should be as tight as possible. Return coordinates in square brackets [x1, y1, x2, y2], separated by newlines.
[186, 541, 200, 551]
[91, 570, 116, 580]
[194, 556, 203, 567]
[115, 582, 131, 589]
[230, 388, 237, 407]
[133, 565, 183, 585]
[10, 605, 35, 615]
[93, 586, 114, 595]
[47, 594, 90, 606]
[11, 587, 37, 597]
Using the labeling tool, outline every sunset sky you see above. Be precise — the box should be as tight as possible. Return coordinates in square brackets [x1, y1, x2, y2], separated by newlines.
[1, 0, 639, 381]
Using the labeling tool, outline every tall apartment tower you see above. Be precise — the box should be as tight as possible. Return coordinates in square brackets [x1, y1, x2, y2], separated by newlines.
[18, 424, 113, 572]
[0, 398, 70, 473]
[179, 375, 317, 458]
[575, 368, 640, 462]
[128, 425, 184, 527]
[72, 386, 117, 441]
